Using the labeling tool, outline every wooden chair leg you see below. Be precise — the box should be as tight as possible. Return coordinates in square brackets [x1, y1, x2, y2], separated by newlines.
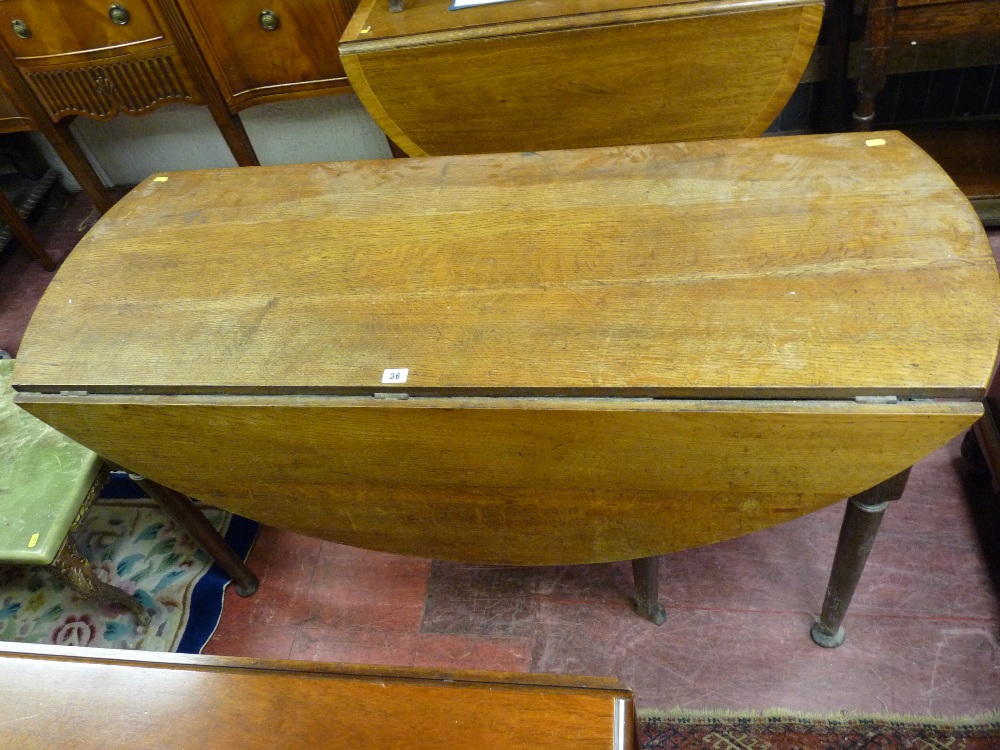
[811, 468, 910, 647]
[852, 0, 898, 132]
[0, 187, 54, 270]
[131, 475, 259, 597]
[49, 537, 151, 626]
[631, 555, 666, 625]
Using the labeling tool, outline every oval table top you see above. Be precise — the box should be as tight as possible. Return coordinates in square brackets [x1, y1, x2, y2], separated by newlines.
[13, 131, 1000, 401]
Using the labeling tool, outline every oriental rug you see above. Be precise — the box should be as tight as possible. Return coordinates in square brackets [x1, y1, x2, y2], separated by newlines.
[638, 710, 1000, 749]
[0, 486, 258, 653]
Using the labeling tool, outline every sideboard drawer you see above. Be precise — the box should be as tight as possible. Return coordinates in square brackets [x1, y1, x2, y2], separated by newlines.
[176, 0, 353, 111]
[22, 46, 201, 121]
[0, 0, 166, 64]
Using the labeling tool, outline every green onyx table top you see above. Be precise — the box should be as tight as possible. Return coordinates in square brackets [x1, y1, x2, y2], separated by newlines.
[0, 359, 101, 565]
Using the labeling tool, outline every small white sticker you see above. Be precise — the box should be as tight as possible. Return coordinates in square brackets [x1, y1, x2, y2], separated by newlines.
[865, 138, 886, 147]
[153, 176, 169, 182]
[381, 368, 408, 384]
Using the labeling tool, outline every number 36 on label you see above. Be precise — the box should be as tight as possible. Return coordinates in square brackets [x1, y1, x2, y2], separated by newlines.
[381, 368, 409, 384]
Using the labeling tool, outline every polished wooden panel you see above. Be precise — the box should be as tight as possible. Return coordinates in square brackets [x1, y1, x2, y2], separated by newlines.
[175, 0, 353, 112]
[340, 0, 822, 155]
[0, 0, 165, 63]
[0, 642, 634, 750]
[13, 132, 1000, 399]
[23, 46, 200, 120]
[893, 0, 1000, 41]
[15, 395, 982, 564]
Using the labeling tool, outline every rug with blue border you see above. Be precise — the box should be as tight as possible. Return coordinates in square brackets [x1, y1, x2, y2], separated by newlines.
[0, 472, 259, 653]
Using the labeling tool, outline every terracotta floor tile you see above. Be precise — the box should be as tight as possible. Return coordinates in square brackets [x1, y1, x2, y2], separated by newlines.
[289, 626, 418, 666]
[238, 527, 324, 628]
[531, 603, 1000, 716]
[256, 542, 432, 632]
[317, 541, 433, 578]
[0, 190, 91, 354]
[422, 562, 544, 637]
[412, 633, 533, 672]
[201, 620, 296, 660]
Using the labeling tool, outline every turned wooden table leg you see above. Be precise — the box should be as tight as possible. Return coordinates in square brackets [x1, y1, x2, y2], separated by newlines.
[631, 555, 666, 625]
[811, 468, 910, 647]
[131, 475, 259, 597]
[853, 0, 898, 132]
[51, 537, 151, 626]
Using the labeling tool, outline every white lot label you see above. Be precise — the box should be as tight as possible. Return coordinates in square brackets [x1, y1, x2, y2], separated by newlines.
[381, 368, 409, 384]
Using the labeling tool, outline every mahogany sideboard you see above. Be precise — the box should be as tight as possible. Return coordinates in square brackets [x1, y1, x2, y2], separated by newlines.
[12, 131, 1000, 644]
[0, 0, 259, 167]
[0, 642, 635, 749]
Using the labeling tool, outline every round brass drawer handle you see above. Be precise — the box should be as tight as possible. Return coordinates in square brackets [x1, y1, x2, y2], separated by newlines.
[109, 4, 130, 25]
[11, 19, 30, 39]
[259, 9, 279, 31]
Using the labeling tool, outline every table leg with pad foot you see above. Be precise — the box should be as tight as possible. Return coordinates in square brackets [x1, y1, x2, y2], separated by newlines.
[811, 469, 911, 648]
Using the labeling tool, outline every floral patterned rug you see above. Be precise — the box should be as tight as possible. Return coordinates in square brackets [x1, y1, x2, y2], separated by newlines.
[0, 501, 258, 652]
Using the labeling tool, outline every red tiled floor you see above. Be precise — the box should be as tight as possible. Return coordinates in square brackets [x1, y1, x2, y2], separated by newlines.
[203, 435, 1000, 715]
[0, 189, 99, 355]
[412, 633, 534, 672]
[289, 626, 420, 665]
[3, 188, 999, 717]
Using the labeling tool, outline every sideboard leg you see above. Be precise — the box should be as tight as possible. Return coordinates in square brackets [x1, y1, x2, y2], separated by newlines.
[131, 475, 260, 597]
[811, 468, 910, 647]
[631, 555, 666, 625]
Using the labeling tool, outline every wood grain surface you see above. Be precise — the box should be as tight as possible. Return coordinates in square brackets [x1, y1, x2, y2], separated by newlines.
[13, 131, 999, 566]
[894, 0, 1000, 41]
[14, 132, 1000, 399]
[174, 0, 354, 111]
[15, 395, 982, 564]
[340, 0, 822, 155]
[0, 642, 634, 750]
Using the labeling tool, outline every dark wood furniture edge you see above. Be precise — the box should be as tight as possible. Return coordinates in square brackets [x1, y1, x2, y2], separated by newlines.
[0, 640, 630, 691]
[972, 398, 1000, 492]
[226, 79, 354, 114]
[340, 0, 824, 54]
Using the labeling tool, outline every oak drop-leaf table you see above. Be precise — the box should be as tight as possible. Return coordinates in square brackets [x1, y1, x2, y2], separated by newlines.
[13, 132, 1000, 646]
